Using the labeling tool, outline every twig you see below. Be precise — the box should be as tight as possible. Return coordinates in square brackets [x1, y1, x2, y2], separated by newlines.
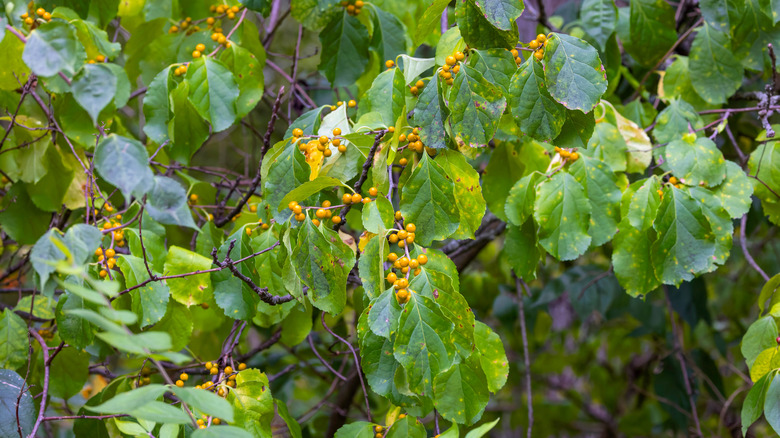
[287, 25, 303, 120]
[320, 312, 371, 422]
[43, 414, 128, 421]
[740, 214, 770, 281]
[28, 329, 50, 438]
[515, 275, 533, 438]
[308, 334, 347, 381]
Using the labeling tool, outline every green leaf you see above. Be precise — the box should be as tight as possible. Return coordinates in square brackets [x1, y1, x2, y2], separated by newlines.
[455, 0, 518, 50]
[143, 67, 173, 143]
[240, 0, 271, 15]
[292, 220, 356, 314]
[765, 370, 780, 433]
[129, 401, 191, 424]
[88, 384, 168, 414]
[25, 144, 74, 212]
[357, 68, 405, 128]
[436, 27, 467, 66]
[580, 0, 618, 51]
[219, 27, 266, 118]
[627, 176, 662, 231]
[613, 219, 659, 297]
[661, 56, 711, 107]
[543, 33, 607, 112]
[433, 357, 489, 425]
[49, 347, 89, 399]
[652, 98, 703, 143]
[436, 149, 486, 239]
[228, 369, 274, 437]
[278, 176, 345, 212]
[728, 0, 775, 71]
[415, 0, 450, 43]
[414, 75, 449, 149]
[263, 142, 311, 222]
[358, 235, 387, 300]
[0, 309, 27, 370]
[192, 426, 255, 438]
[213, 231, 259, 321]
[711, 161, 753, 218]
[393, 292, 454, 394]
[504, 220, 542, 281]
[171, 386, 234, 422]
[509, 57, 566, 141]
[473, 321, 508, 393]
[651, 186, 716, 286]
[335, 421, 376, 438]
[56, 293, 95, 349]
[505, 172, 543, 226]
[742, 316, 779, 368]
[663, 136, 727, 187]
[483, 140, 549, 221]
[0, 184, 51, 245]
[117, 255, 169, 328]
[285, 107, 325, 138]
[147, 176, 198, 229]
[164, 246, 213, 306]
[0, 370, 35, 437]
[291, 0, 341, 31]
[533, 172, 592, 261]
[748, 142, 780, 225]
[168, 80, 209, 165]
[570, 154, 622, 245]
[94, 135, 154, 198]
[22, 21, 86, 77]
[71, 64, 117, 124]
[186, 57, 239, 132]
[399, 154, 460, 246]
[319, 12, 370, 87]
[0, 34, 31, 90]
[153, 301, 193, 352]
[280, 302, 312, 346]
[370, 5, 406, 63]
[465, 418, 501, 438]
[628, 0, 677, 67]
[584, 122, 628, 172]
[398, 55, 436, 85]
[742, 371, 774, 435]
[387, 416, 427, 437]
[469, 49, 516, 96]
[362, 196, 395, 234]
[449, 64, 507, 148]
[368, 288, 402, 338]
[275, 399, 303, 438]
[689, 23, 744, 104]
[476, 0, 524, 30]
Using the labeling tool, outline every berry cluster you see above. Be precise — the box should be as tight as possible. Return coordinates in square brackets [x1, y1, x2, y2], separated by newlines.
[37, 327, 55, 340]
[439, 51, 465, 86]
[554, 146, 579, 162]
[169, 17, 201, 35]
[529, 33, 548, 61]
[94, 246, 117, 279]
[192, 43, 207, 59]
[373, 424, 384, 437]
[87, 54, 106, 65]
[384, 216, 427, 305]
[21, 5, 52, 27]
[509, 48, 522, 66]
[210, 3, 242, 19]
[399, 127, 431, 155]
[339, 0, 364, 16]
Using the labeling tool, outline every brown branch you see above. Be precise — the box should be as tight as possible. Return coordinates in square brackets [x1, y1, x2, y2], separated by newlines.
[308, 334, 347, 381]
[28, 329, 50, 438]
[740, 214, 770, 281]
[211, 240, 295, 305]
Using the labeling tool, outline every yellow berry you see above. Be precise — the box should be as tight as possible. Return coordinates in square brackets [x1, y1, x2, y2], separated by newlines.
[224, 366, 233, 374]
[176, 380, 184, 387]
[348, 100, 356, 107]
[238, 363, 247, 370]
[385, 60, 395, 68]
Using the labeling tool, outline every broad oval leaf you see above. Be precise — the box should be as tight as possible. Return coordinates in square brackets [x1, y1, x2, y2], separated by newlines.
[533, 172, 592, 261]
[509, 57, 566, 141]
[22, 21, 85, 77]
[449, 65, 507, 148]
[186, 56, 239, 132]
[543, 33, 607, 112]
[319, 12, 370, 87]
[94, 135, 154, 198]
[689, 23, 744, 105]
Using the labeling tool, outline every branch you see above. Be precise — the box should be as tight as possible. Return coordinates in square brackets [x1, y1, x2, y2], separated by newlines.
[28, 329, 50, 438]
[740, 214, 770, 281]
[320, 312, 371, 422]
[214, 87, 284, 227]
[211, 240, 295, 305]
[308, 334, 347, 381]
